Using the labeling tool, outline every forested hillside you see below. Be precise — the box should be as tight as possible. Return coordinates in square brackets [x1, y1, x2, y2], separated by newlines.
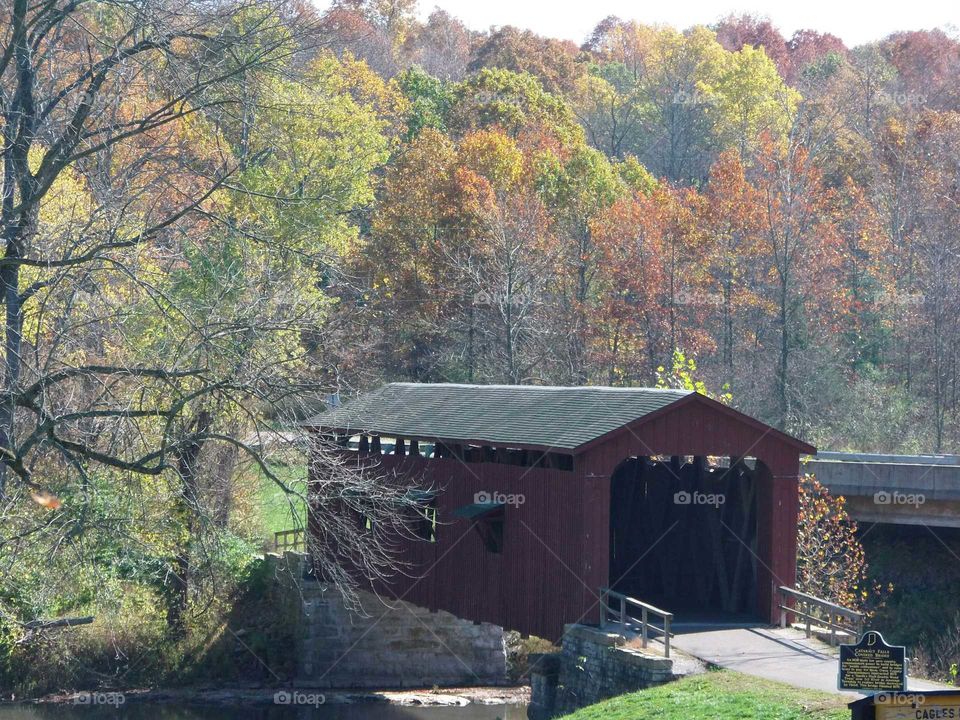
[316, 3, 960, 453]
[1, 0, 959, 694]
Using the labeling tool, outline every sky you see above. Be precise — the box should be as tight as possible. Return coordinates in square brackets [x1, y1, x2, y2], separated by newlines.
[410, 0, 958, 48]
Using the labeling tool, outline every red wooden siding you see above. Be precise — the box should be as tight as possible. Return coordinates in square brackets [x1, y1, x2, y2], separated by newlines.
[344, 452, 588, 640]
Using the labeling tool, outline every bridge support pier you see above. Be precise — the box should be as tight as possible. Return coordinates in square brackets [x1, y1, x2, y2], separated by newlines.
[529, 624, 702, 718]
[268, 553, 507, 688]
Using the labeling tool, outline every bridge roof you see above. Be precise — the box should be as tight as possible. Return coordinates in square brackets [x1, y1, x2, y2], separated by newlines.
[303, 383, 814, 454]
[303, 383, 690, 450]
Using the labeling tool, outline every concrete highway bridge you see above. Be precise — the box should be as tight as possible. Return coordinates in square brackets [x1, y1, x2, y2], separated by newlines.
[806, 451, 960, 527]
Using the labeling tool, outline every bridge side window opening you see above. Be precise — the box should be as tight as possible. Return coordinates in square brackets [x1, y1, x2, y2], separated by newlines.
[438, 442, 573, 471]
[408, 490, 438, 543]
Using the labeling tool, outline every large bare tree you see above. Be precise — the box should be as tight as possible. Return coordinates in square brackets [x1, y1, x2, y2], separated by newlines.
[0, 0, 416, 631]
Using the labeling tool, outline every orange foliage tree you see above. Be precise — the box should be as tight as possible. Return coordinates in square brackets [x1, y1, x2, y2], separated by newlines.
[797, 475, 882, 613]
[753, 135, 843, 429]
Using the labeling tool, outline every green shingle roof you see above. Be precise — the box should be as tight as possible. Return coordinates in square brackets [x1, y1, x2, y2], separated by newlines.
[302, 383, 691, 451]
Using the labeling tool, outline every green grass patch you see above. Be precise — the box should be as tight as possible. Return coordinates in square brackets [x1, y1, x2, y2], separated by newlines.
[561, 669, 849, 719]
[256, 461, 307, 538]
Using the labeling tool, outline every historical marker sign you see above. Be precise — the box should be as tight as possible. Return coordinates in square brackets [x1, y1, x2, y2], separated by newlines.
[838, 631, 906, 693]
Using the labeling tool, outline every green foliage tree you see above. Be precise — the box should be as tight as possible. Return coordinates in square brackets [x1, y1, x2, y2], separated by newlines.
[449, 68, 585, 146]
[712, 44, 801, 156]
[656, 349, 732, 403]
[396, 65, 455, 139]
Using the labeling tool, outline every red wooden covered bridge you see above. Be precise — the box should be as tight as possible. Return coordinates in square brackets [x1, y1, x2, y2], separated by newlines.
[303, 383, 815, 641]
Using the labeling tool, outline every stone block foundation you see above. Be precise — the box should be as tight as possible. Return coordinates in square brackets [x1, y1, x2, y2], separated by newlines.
[529, 623, 700, 718]
[266, 553, 507, 688]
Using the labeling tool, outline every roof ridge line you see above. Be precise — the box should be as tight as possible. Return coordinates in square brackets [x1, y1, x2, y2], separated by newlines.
[388, 382, 691, 393]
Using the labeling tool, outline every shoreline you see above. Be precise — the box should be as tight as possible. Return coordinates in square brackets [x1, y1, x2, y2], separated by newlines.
[12, 684, 530, 708]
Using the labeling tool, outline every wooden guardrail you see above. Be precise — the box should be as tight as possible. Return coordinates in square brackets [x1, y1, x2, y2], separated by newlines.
[599, 587, 674, 658]
[274, 528, 305, 551]
[777, 585, 864, 646]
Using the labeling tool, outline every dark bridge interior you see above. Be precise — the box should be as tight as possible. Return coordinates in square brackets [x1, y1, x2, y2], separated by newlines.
[609, 455, 760, 617]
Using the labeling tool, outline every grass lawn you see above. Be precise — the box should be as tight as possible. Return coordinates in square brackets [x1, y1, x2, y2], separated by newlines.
[257, 460, 307, 538]
[561, 669, 850, 719]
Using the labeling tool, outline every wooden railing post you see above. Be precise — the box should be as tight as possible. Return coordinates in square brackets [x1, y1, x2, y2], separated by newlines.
[777, 586, 864, 644]
[618, 595, 627, 639]
[597, 587, 673, 659]
[664, 614, 671, 658]
[274, 528, 305, 552]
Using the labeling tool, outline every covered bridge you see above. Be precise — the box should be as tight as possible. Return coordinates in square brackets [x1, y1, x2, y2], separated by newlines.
[303, 383, 815, 640]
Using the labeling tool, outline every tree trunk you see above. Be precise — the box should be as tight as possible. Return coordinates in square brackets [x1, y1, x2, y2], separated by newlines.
[777, 276, 790, 429]
[166, 410, 212, 633]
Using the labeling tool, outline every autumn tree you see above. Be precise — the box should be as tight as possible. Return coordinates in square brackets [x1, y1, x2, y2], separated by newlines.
[787, 30, 847, 82]
[580, 20, 796, 182]
[712, 44, 800, 158]
[899, 113, 960, 449]
[405, 9, 471, 80]
[0, 0, 415, 632]
[797, 475, 878, 613]
[880, 30, 960, 111]
[359, 127, 461, 380]
[752, 135, 841, 428]
[536, 144, 624, 382]
[317, 3, 397, 77]
[572, 61, 645, 159]
[590, 193, 669, 383]
[714, 14, 791, 77]
[832, 177, 894, 371]
[451, 131, 559, 383]
[468, 26, 586, 97]
[700, 150, 765, 381]
[448, 67, 585, 147]
[582, 18, 656, 80]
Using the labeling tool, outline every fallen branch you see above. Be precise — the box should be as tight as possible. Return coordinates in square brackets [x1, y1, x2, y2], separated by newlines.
[21, 616, 95, 630]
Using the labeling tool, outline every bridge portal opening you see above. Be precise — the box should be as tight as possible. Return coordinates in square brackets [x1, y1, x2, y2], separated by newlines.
[609, 455, 762, 619]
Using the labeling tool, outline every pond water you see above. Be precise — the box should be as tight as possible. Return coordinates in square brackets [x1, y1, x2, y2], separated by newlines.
[0, 704, 527, 720]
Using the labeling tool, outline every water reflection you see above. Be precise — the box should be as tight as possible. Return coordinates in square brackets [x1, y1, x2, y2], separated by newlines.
[0, 703, 528, 720]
